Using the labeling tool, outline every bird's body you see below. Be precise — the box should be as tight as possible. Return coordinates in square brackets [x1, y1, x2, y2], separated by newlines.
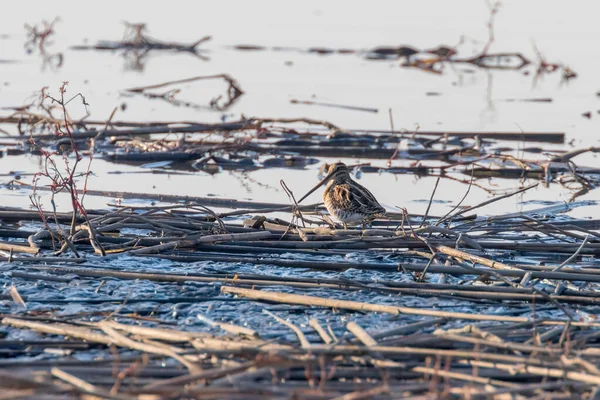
[298, 163, 386, 229]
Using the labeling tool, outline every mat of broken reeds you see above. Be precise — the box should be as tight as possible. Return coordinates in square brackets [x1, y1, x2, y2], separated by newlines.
[1, 198, 600, 399]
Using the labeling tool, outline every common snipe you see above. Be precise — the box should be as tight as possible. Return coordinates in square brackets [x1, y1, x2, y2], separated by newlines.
[298, 162, 386, 229]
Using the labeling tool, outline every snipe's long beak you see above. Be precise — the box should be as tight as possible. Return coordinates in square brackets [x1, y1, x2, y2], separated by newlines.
[297, 171, 335, 203]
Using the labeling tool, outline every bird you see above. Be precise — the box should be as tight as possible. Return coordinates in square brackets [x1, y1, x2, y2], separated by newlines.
[297, 162, 386, 229]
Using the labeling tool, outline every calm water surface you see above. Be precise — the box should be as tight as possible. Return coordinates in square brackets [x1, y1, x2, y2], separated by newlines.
[0, 0, 599, 217]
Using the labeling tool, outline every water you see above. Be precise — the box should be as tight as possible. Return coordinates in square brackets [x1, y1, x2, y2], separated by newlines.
[0, 1, 599, 216]
[0, 1, 599, 353]
[1, 254, 573, 344]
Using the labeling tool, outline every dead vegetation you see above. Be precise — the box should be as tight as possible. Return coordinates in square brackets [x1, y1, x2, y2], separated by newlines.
[0, 83, 598, 398]
[3, 186, 600, 398]
[124, 74, 244, 111]
[0, 5, 595, 398]
[2, 88, 592, 201]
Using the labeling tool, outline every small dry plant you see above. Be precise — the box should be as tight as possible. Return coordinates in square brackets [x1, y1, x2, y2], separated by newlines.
[29, 82, 104, 256]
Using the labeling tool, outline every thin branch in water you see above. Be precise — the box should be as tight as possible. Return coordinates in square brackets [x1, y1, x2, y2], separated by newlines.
[553, 235, 590, 272]
[279, 179, 306, 241]
[420, 177, 441, 228]
[442, 182, 539, 224]
[435, 165, 474, 226]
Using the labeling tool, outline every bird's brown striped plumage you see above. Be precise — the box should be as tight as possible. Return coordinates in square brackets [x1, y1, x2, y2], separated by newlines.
[298, 162, 386, 229]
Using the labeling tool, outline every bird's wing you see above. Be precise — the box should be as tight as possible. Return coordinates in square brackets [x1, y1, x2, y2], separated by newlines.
[355, 185, 386, 215]
[334, 182, 386, 215]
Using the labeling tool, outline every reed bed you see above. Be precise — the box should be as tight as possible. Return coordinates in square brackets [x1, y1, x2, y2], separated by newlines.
[2, 9, 594, 399]
[0, 77, 597, 399]
[1, 189, 600, 398]
[3, 310, 600, 400]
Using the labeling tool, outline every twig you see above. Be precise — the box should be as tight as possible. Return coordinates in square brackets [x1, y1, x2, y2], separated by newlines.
[263, 309, 311, 348]
[309, 319, 333, 344]
[438, 182, 539, 225]
[347, 322, 377, 347]
[222, 286, 590, 326]
[553, 235, 590, 272]
[435, 166, 474, 225]
[420, 177, 440, 227]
